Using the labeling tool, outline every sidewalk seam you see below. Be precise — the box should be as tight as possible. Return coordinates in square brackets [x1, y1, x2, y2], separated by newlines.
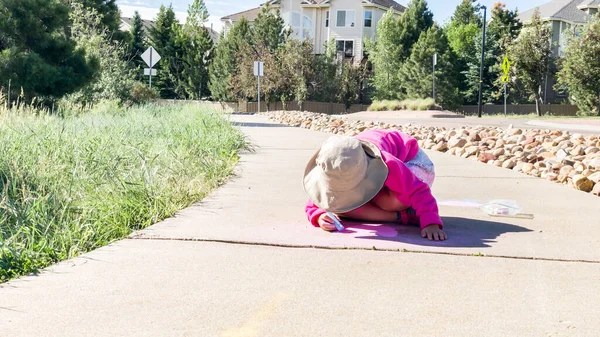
[126, 236, 600, 265]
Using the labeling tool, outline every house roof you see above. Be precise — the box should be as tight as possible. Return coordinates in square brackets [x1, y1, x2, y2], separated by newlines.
[120, 17, 156, 32]
[369, 0, 406, 12]
[578, 0, 600, 7]
[221, 7, 262, 22]
[221, 0, 405, 22]
[518, 0, 592, 24]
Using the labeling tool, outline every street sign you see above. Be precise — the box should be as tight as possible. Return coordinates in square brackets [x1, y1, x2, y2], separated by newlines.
[433, 53, 437, 66]
[141, 47, 161, 68]
[502, 56, 510, 83]
[254, 61, 264, 77]
[144, 68, 157, 76]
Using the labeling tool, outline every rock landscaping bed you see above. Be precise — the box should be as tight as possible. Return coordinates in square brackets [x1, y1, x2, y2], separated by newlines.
[260, 110, 600, 196]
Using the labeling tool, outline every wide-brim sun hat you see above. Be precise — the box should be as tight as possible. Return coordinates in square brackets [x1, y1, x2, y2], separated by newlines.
[303, 135, 389, 213]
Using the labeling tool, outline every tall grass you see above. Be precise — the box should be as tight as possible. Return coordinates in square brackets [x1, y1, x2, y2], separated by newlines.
[368, 98, 440, 111]
[0, 103, 246, 282]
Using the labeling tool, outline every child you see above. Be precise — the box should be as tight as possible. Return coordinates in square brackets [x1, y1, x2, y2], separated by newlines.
[303, 129, 446, 241]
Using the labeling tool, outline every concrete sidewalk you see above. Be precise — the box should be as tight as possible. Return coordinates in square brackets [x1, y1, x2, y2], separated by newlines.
[1, 115, 599, 336]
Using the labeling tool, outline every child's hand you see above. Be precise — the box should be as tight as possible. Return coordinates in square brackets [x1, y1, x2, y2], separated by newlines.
[421, 225, 447, 241]
[318, 213, 339, 231]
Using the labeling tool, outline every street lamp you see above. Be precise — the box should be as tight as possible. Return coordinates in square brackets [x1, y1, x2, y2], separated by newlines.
[477, 5, 487, 118]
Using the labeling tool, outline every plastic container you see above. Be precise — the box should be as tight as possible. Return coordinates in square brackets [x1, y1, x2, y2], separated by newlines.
[479, 200, 522, 216]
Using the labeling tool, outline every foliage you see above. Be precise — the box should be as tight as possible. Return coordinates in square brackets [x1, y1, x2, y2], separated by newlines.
[129, 82, 159, 105]
[0, 0, 98, 102]
[209, 18, 252, 102]
[69, 0, 125, 41]
[128, 11, 147, 78]
[0, 103, 246, 283]
[558, 15, 600, 116]
[508, 9, 553, 116]
[400, 25, 461, 109]
[179, 0, 214, 99]
[252, 4, 288, 52]
[148, 5, 179, 98]
[462, 30, 499, 104]
[368, 98, 439, 111]
[368, 10, 404, 100]
[68, 2, 136, 105]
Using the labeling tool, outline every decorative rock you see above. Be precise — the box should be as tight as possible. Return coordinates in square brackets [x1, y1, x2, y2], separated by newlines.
[545, 172, 558, 181]
[478, 152, 496, 163]
[433, 142, 448, 152]
[502, 159, 517, 169]
[588, 158, 600, 170]
[592, 183, 600, 196]
[465, 146, 480, 157]
[448, 137, 467, 149]
[589, 172, 600, 183]
[468, 132, 481, 142]
[522, 163, 535, 174]
[570, 145, 585, 156]
[560, 165, 575, 176]
[585, 147, 599, 155]
[573, 175, 594, 192]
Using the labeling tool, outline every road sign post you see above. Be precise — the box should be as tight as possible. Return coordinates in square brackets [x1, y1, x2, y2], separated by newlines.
[502, 56, 511, 117]
[254, 61, 264, 113]
[141, 47, 161, 88]
[432, 53, 437, 102]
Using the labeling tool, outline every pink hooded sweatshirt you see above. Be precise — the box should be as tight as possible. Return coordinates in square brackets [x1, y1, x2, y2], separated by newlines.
[305, 130, 443, 230]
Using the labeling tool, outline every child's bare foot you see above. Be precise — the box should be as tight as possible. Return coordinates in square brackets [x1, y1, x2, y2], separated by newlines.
[318, 213, 338, 231]
[421, 225, 447, 241]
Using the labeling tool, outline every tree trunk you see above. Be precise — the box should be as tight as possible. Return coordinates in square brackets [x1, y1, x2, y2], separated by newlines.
[535, 86, 542, 117]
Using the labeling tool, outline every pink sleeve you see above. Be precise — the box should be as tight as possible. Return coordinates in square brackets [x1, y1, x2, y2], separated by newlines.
[382, 151, 443, 229]
[305, 199, 326, 227]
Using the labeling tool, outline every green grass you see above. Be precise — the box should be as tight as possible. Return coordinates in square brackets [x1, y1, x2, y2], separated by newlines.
[0, 103, 246, 282]
[368, 98, 440, 112]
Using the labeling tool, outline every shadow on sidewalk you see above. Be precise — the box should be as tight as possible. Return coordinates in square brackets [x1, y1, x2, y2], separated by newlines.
[344, 216, 532, 248]
[232, 122, 289, 128]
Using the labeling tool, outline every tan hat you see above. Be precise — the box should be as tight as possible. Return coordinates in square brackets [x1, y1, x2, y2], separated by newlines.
[303, 135, 389, 213]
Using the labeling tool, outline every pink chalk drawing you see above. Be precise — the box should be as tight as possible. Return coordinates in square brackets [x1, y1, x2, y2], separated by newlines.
[341, 222, 398, 238]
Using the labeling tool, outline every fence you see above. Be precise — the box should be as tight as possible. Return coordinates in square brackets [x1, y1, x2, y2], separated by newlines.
[457, 104, 579, 116]
[159, 99, 581, 117]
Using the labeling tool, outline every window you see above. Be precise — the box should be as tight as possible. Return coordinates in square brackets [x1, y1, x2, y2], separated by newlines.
[364, 10, 373, 28]
[336, 40, 354, 57]
[336, 10, 355, 27]
[325, 11, 329, 27]
[291, 12, 313, 40]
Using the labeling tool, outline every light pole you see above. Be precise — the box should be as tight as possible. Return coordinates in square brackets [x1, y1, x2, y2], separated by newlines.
[477, 5, 487, 118]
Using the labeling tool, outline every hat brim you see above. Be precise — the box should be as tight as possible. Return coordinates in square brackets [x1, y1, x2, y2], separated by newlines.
[303, 140, 389, 213]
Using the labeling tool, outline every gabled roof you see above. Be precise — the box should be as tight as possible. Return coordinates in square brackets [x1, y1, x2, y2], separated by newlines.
[221, 7, 262, 22]
[518, 0, 592, 24]
[120, 17, 156, 32]
[369, 0, 406, 12]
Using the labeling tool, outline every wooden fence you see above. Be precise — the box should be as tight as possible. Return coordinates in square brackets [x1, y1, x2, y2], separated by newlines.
[159, 99, 581, 117]
[457, 104, 579, 116]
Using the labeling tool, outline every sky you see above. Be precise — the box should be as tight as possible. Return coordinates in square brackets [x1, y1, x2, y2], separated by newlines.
[116, 0, 550, 33]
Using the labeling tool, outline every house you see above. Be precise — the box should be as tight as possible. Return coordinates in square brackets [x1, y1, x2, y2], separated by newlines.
[221, 0, 405, 61]
[518, 0, 595, 103]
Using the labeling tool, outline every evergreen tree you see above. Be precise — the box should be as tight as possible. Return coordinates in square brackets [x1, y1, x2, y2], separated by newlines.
[508, 9, 552, 116]
[180, 0, 213, 99]
[488, 2, 523, 102]
[129, 11, 146, 79]
[368, 9, 404, 100]
[558, 15, 600, 116]
[445, 0, 481, 103]
[396, 0, 434, 61]
[462, 30, 498, 104]
[149, 5, 178, 98]
[209, 18, 251, 101]
[0, 0, 98, 102]
[368, 1, 434, 100]
[399, 25, 461, 109]
[252, 4, 288, 52]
